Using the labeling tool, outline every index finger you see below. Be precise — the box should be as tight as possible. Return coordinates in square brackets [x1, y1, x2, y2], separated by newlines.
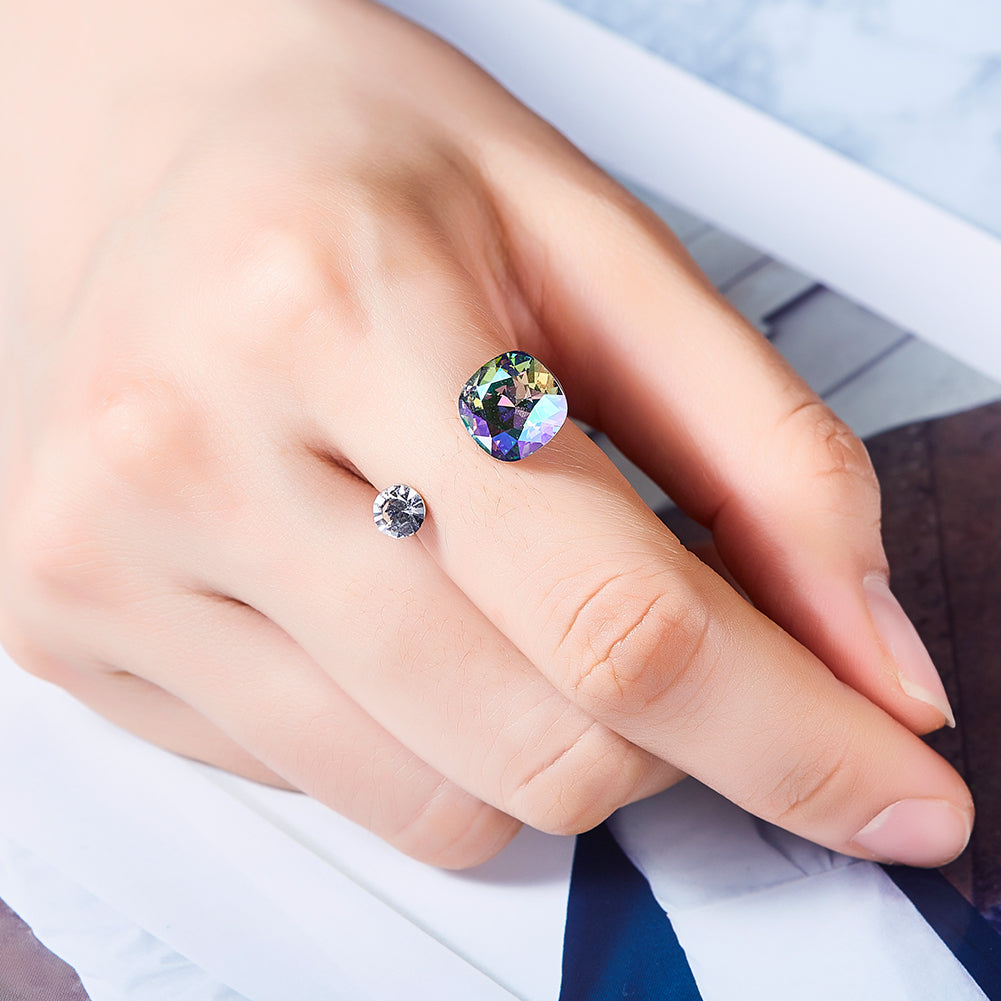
[311, 252, 971, 869]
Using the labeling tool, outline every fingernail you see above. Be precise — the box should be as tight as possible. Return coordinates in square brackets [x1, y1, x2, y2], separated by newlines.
[863, 575, 955, 727]
[851, 798, 971, 867]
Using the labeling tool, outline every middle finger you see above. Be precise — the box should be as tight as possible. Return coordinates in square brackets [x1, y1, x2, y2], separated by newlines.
[208, 448, 680, 834]
[306, 259, 972, 867]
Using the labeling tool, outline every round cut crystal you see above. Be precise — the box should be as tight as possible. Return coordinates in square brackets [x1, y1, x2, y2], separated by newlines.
[373, 484, 426, 539]
[458, 351, 568, 461]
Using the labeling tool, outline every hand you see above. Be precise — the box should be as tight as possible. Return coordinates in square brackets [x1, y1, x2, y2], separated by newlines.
[0, 0, 971, 868]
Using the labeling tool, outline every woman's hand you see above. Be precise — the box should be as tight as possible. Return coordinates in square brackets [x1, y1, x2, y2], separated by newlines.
[0, 0, 971, 867]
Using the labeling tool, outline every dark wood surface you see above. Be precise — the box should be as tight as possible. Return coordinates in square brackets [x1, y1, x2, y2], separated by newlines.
[869, 399, 1001, 928]
[0, 897, 89, 1001]
[2, 401, 1000, 990]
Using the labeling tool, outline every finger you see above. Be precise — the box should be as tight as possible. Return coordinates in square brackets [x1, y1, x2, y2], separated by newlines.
[484, 152, 953, 735]
[206, 449, 682, 836]
[0, 627, 291, 787]
[56, 666, 295, 787]
[312, 249, 971, 867]
[95, 592, 521, 869]
[17, 350, 679, 845]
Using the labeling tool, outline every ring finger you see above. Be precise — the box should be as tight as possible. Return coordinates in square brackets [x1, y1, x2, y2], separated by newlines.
[88, 589, 521, 868]
[202, 449, 682, 837]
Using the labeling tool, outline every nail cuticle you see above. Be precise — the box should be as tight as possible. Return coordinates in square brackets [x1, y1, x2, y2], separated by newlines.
[862, 575, 956, 727]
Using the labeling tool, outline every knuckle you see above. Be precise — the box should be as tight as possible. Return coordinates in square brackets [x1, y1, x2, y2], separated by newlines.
[0, 624, 74, 685]
[227, 225, 347, 338]
[779, 399, 879, 497]
[88, 371, 207, 495]
[390, 782, 520, 869]
[758, 738, 857, 826]
[2, 480, 112, 605]
[557, 570, 712, 719]
[506, 722, 647, 837]
[289, 714, 519, 870]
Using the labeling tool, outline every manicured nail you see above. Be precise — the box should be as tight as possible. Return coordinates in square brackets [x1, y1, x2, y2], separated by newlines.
[851, 798, 971, 867]
[864, 575, 955, 727]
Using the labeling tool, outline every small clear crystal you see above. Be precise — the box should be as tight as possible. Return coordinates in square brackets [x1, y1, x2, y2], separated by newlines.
[373, 484, 426, 539]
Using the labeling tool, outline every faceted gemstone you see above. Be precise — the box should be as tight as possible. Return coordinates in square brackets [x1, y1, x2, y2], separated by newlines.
[458, 351, 568, 461]
[373, 484, 426, 539]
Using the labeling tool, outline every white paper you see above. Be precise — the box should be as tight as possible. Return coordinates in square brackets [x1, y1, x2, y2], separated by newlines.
[0, 652, 570, 1001]
[610, 782, 987, 1001]
[0, 838, 249, 1001]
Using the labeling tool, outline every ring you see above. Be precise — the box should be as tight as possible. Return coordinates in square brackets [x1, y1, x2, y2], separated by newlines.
[458, 350, 568, 461]
[373, 484, 426, 539]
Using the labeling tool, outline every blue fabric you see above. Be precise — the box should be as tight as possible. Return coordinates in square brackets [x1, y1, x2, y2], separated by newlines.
[559, 821, 1001, 1001]
[559, 824, 702, 1001]
[884, 865, 1001, 1000]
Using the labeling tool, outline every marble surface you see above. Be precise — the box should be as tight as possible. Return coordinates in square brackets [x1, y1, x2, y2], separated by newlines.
[555, 0, 1001, 240]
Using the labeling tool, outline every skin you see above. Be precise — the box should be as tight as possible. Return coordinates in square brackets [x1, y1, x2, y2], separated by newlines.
[0, 0, 973, 867]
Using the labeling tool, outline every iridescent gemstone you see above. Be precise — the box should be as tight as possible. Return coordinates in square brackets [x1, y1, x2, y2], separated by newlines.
[458, 351, 568, 461]
[373, 484, 426, 539]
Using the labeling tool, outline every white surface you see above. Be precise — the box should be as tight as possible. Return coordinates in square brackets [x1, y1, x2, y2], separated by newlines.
[0, 839, 248, 1001]
[611, 782, 988, 1001]
[382, 0, 1001, 385]
[0, 652, 569, 1001]
[827, 336, 1001, 440]
[191, 768, 573, 1001]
